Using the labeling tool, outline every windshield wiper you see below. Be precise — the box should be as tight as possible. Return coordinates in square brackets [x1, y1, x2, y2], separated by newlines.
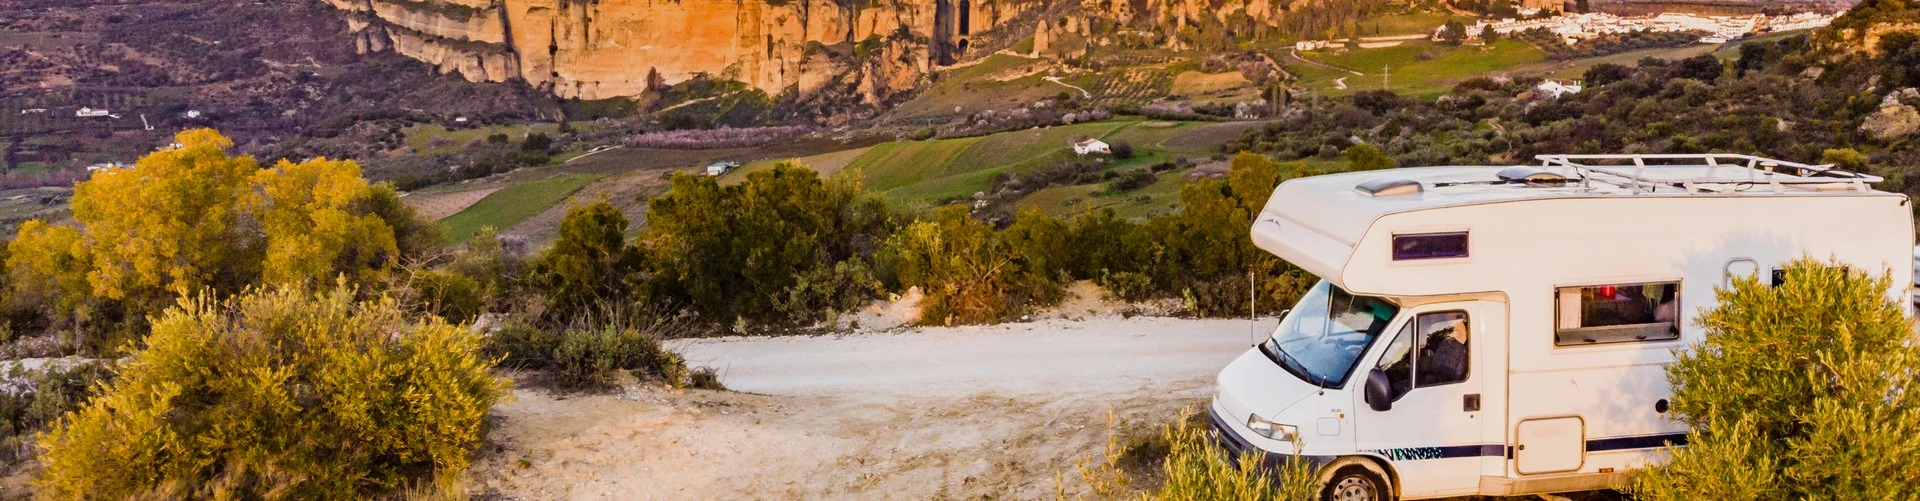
[1262, 340, 1328, 388]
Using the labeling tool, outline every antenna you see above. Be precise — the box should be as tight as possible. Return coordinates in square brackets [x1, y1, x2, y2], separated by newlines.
[1249, 270, 1259, 346]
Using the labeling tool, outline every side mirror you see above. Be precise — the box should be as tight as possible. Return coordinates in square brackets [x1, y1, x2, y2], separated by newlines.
[1254, 309, 1290, 346]
[1364, 369, 1395, 412]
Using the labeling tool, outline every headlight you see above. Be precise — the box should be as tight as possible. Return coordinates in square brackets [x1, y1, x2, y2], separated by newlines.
[1246, 414, 1298, 442]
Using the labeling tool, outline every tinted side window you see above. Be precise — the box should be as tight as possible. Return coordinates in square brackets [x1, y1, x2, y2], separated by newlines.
[1414, 312, 1470, 387]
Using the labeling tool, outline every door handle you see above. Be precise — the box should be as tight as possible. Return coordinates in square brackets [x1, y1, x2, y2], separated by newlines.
[1463, 393, 1481, 412]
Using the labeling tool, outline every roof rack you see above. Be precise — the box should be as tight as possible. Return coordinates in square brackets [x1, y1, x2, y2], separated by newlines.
[1533, 153, 1882, 194]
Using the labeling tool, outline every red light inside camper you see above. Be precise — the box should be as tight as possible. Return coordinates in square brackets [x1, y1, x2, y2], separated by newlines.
[1391, 232, 1469, 261]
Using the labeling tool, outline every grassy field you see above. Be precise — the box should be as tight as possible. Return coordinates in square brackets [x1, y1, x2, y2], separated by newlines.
[1365, 11, 1466, 37]
[1294, 39, 1548, 98]
[723, 146, 874, 184]
[890, 54, 1060, 121]
[438, 174, 599, 242]
[404, 123, 563, 156]
[842, 137, 985, 193]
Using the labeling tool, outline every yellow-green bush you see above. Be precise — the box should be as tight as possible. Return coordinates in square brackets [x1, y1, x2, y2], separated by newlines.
[1151, 409, 1317, 501]
[1633, 259, 1920, 499]
[34, 286, 506, 498]
[1071, 408, 1317, 501]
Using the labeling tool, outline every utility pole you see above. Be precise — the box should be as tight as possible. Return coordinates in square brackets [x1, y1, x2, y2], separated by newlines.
[1383, 65, 1391, 91]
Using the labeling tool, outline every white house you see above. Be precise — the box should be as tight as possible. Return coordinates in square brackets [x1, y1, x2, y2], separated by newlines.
[1535, 79, 1583, 98]
[185, 110, 203, 119]
[75, 107, 110, 118]
[19, 109, 46, 115]
[1072, 138, 1110, 156]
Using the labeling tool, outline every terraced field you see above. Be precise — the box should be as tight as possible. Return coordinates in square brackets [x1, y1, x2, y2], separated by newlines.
[405, 123, 564, 156]
[1292, 39, 1547, 98]
[438, 174, 600, 242]
[1080, 68, 1175, 106]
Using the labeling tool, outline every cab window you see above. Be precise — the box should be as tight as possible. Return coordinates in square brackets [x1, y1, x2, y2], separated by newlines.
[1374, 310, 1470, 398]
[1414, 312, 1470, 386]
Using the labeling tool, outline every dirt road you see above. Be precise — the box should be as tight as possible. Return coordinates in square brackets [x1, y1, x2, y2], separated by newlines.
[467, 316, 1269, 499]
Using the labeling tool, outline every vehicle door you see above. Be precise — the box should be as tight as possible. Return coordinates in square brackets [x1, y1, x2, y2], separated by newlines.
[1351, 302, 1493, 498]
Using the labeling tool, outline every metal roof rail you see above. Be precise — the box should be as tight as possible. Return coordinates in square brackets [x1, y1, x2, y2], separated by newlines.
[1533, 153, 1882, 194]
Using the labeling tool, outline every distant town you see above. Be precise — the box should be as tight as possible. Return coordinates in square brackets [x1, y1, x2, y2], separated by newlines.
[1294, 10, 1839, 51]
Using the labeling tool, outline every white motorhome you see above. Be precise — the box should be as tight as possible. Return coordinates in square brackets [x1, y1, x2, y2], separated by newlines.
[1209, 154, 1913, 500]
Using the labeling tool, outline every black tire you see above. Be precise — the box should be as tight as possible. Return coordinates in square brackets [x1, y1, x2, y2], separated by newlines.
[1318, 464, 1391, 501]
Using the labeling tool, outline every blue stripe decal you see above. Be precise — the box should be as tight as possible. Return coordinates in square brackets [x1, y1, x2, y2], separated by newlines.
[1587, 432, 1688, 452]
[1370, 433, 1688, 462]
[1368, 444, 1505, 461]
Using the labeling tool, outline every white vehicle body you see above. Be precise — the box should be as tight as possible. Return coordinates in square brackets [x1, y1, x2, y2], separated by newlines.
[1209, 154, 1913, 499]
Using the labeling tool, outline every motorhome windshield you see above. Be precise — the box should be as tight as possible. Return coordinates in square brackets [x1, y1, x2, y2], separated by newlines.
[1261, 280, 1400, 389]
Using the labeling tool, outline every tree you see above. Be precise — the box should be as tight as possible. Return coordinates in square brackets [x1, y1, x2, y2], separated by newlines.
[641, 163, 890, 327]
[1634, 259, 1920, 499]
[35, 286, 506, 498]
[537, 200, 645, 323]
[877, 205, 1039, 325]
[1439, 20, 1468, 45]
[1584, 62, 1634, 87]
[1111, 140, 1136, 159]
[1481, 25, 1500, 44]
[3, 129, 427, 339]
[1673, 54, 1724, 82]
[1342, 143, 1396, 171]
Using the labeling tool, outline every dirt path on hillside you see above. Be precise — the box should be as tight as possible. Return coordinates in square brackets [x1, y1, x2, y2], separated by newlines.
[465, 316, 1264, 499]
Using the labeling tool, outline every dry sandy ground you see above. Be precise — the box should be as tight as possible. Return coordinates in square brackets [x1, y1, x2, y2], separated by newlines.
[466, 316, 1268, 499]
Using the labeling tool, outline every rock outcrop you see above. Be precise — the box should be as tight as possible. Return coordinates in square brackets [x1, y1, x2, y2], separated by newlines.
[326, 0, 1039, 103]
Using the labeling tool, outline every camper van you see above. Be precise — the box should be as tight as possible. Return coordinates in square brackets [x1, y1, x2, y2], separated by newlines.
[1209, 154, 1914, 500]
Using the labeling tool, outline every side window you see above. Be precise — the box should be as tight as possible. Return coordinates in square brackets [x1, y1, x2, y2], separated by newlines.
[1374, 311, 1469, 397]
[1554, 281, 1681, 346]
[1375, 324, 1414, 400]
[1414, 312, 1470, 387]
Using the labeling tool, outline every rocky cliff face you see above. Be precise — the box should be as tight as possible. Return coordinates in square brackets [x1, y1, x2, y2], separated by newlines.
[325, 0, 1389, 108]
[326, 0, 1041, 103]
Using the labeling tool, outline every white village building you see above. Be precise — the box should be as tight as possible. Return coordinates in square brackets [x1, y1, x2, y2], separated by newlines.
[1535, 79, 1584, 98]
[75, 107, 110, 118]
[1072, 138, 1110, 156]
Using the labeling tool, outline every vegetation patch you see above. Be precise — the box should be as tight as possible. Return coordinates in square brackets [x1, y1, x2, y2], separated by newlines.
[439, 174, 599, 242]
[1171, 71, 1254, 96]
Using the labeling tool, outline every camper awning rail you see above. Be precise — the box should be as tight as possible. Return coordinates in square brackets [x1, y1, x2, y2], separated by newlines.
[1534, 153, 1882, 194]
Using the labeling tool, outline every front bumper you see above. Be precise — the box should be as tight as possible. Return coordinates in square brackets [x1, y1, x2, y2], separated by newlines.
[1205, 401, 1337, 472]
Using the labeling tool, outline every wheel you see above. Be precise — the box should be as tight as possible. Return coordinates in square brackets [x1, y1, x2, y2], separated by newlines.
[1319, 464, 1391, 501]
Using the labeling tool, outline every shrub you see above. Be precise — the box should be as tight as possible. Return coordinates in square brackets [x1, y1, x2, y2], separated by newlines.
[551, 326, 679, 389]
[487, 318, 560, 368]
[879, 206, 1063, 325]
[408, 269, 486, 324]
[1633, 259, 1920, 499]
[35, 286, 506, 498]
[535, 200, 646, 324]
[1073, 408, 1317, 500]
[1099, 271, 1156, 302]
[1340, 144, 1395, 171]
[642, 164, 892, 328]
[1111, 140, 1136, 159]
[1109, 170, 1157, 192]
